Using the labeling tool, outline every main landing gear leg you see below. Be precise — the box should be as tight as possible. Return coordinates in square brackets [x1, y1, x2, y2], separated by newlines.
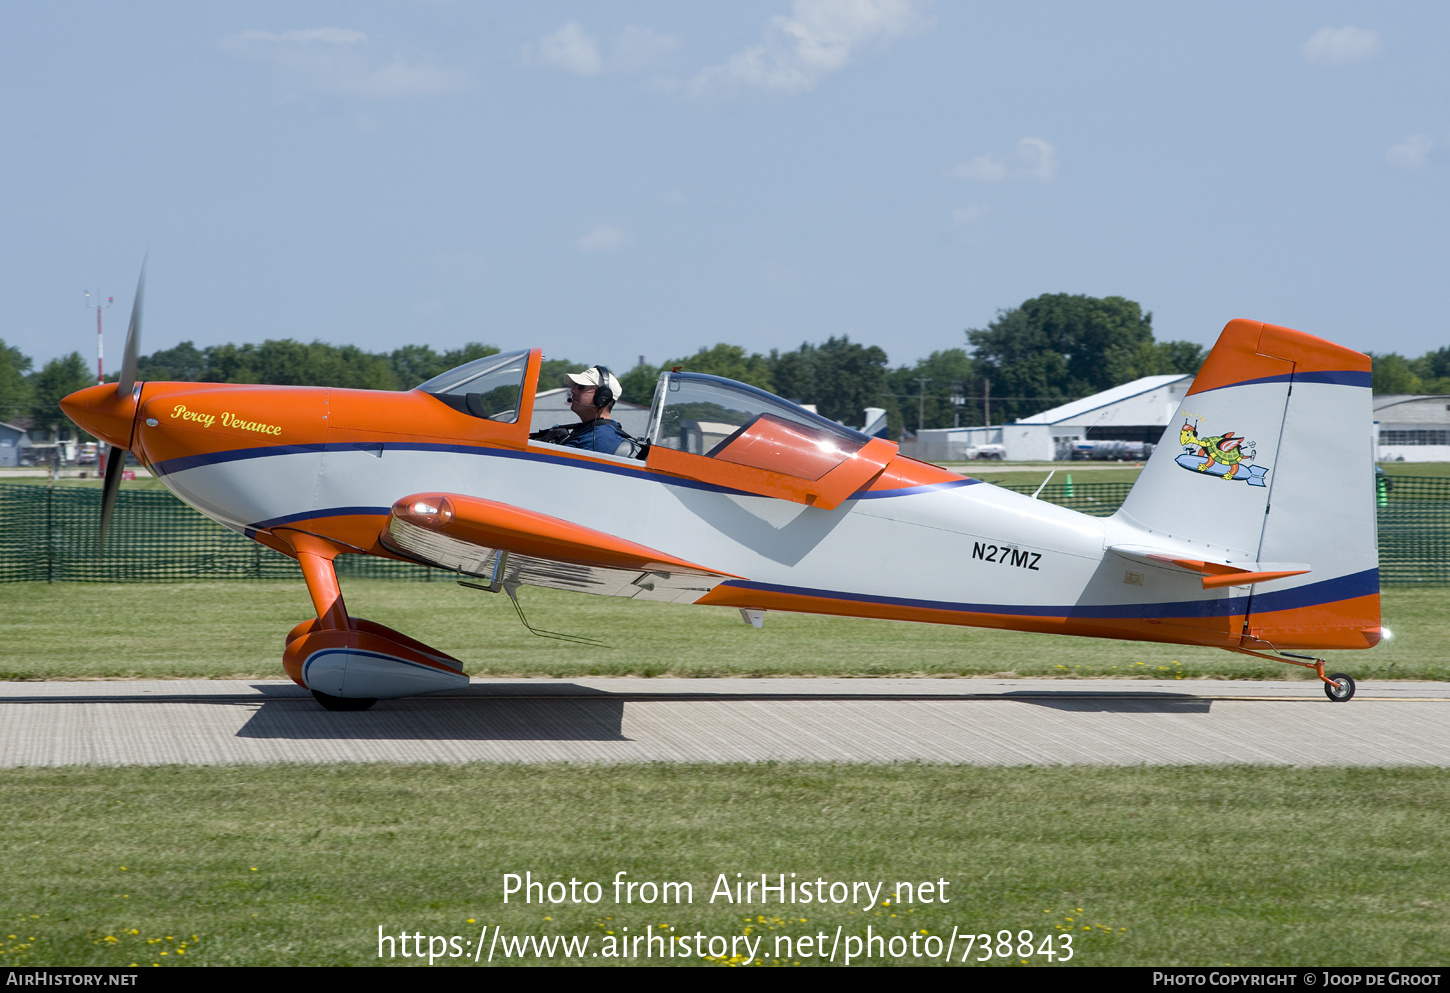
[1231, 647, 1356, 702]
[275, 529, 468, 711]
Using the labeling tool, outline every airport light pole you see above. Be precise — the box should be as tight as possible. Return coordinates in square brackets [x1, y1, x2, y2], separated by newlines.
[83, 290, 114, 385]
[83, 290, 114, 478]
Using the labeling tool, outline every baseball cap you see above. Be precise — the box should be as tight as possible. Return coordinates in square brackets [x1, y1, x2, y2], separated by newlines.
[563, 366, 623, 401]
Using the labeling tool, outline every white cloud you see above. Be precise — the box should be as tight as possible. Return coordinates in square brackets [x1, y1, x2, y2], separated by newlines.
[690, 0, 931, 95]
[534, 21, 603, 76]
[612, 27, 682, 72]
[952, 138, 1057, 183]
[223, 27, 466, 98]
[1302, 27, 1384, 66]
[1385, 134, 1433, 169]
[950, 203, 989, 228]
[527, 22, 681, 76]
[952, 154, 1008, 183]
[1016, 138, 1057, 181]
[577, 224, 629, 253]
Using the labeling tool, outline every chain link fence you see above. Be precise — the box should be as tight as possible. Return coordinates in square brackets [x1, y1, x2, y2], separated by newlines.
[0, 484, 430, 583]
[1, 476, 1446, 585]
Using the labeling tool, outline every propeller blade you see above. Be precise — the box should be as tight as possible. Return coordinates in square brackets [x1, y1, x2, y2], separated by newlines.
[116, 261, 145, 397]
[98, 444, 126, 553]
[102, 259, 145, 551]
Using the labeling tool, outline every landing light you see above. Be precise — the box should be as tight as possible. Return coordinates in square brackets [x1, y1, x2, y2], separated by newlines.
[395, 495, 454, 527]
[1380, 626, 1393, 642]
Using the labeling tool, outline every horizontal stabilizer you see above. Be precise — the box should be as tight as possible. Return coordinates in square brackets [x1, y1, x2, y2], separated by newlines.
[1109, 544, 1310, 590]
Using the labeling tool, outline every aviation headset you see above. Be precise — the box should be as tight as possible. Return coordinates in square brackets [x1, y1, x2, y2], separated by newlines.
[591, 365, 615, 409]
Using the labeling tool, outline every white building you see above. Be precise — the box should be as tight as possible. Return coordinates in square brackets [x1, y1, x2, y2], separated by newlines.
[1009, 374, 1192, 460]
[1374, 395, 1450, 463]
[901, 425, 1001, 462]
[0, 421, 30, 467]
[907, 374, 1193, 461]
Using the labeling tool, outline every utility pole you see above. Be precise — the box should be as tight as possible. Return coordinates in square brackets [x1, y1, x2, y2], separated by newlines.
[914, 377, 931, 433]
[83, 290, 114, 385]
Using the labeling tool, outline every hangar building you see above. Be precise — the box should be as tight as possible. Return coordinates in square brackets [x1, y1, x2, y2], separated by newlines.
[907, 374, 1192, 461]
[1374, 395, 1450, 462]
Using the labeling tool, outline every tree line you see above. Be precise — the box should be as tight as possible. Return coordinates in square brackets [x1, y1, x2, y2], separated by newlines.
[8, 292, 1437, 444]
[1367, 349, 1450, 395]
[625, 294, 1205, 434]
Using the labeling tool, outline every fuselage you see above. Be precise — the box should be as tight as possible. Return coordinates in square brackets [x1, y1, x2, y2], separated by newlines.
[60, 333, 1380, 654]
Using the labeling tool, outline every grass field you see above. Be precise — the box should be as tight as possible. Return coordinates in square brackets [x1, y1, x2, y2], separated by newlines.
[3, 581, 1447, 682]
[2, 765, 1447, 967]
[4, 467, 1447, 970]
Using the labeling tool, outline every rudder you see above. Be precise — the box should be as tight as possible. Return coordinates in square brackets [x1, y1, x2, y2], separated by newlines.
[1115, 319, 1379, 650]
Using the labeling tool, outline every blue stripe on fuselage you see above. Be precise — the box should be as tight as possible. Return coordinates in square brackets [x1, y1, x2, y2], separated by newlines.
[715, 568, 1378, 621]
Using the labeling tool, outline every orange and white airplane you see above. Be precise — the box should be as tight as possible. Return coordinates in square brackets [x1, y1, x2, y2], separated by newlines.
[62, 274, 1381, 710]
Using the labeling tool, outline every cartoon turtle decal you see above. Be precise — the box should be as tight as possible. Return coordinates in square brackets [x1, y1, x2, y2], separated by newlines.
[1175, 418, 1269, 486]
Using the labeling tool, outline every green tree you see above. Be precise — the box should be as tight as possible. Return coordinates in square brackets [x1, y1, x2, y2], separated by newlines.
[126, 338, 513, 391]
[391, 343, 499, 388]
[1369, 353, 1423, 394]
[536, 357, 581, 397]
[0, 339, 33, 423]
[1152, 339, 1207, 376]
[768, 347, 816, 406]
[967, 294, 1198, 421]
[29, 353, 93, 441]
[1409, 347, 1450, 395]
[135, 341, 206, 381]
[768, 336, 889, 427]
[388, 345, 447, 387]
[664, 343, 775, 392]
[200, 340, 398, 389]
[618, 360, 661, 407]
[885, 349, 976, 433]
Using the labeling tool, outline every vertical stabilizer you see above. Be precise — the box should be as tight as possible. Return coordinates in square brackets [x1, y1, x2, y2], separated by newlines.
[1114, 319, 1379, 650]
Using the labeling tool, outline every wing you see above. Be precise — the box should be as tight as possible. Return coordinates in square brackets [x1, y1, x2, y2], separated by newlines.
[381, 492, 742, 603]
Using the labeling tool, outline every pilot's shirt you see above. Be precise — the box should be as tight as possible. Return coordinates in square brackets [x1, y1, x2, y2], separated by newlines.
[562, 418, 629, 454]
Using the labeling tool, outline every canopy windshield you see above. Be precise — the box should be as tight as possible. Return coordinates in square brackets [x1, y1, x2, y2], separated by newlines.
[415, 349, 530, 423]
[647, 372, 869, 481]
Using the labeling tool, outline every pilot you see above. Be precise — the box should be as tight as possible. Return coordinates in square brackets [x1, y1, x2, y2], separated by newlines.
[531, 365, 635, 455]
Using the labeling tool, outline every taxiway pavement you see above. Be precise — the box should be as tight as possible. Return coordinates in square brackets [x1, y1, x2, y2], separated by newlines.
[2, 678, 1448, 766]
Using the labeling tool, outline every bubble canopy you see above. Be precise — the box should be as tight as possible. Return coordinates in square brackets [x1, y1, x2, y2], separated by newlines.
[647, 371, 870, 480]
[414, 350, 531, 423]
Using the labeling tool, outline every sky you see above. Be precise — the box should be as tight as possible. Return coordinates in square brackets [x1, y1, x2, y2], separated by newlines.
[3, 1, 1447, 391]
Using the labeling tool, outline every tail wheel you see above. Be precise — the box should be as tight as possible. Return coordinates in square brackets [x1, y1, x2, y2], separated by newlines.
[311, 690, 379, 712]
[1324, 673, 1356, 703]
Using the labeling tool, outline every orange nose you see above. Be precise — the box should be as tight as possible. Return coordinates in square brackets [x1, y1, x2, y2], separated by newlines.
[59, 383, 139, 451]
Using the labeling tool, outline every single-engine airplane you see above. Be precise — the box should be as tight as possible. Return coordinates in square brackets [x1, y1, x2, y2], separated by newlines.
[61, 271, 1381, 710]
